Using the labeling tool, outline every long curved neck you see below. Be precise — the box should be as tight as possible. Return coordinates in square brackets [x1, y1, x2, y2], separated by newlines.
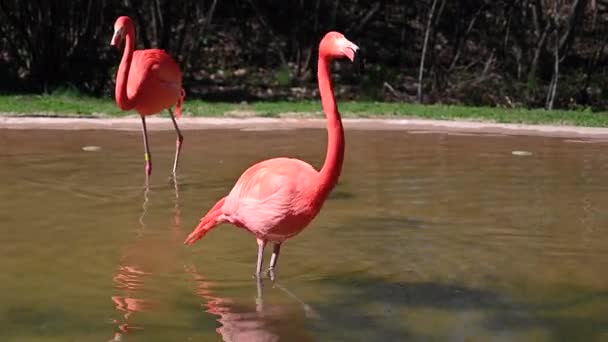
[317, 56, 345, 198]
[115, 27, 136, 110]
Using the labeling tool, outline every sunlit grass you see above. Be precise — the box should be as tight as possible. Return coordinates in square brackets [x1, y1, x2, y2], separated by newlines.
[1, 94, 607, 127]
[0, 93, 121, 116]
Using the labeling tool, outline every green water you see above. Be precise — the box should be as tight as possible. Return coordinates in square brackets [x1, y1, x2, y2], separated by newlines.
[0, 128, 607, 341]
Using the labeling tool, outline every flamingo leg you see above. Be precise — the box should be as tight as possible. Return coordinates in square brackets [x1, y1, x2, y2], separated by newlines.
[266, 243, 281, 281]
[140, 116, 152, 177]
[255, 239, 266, 277]
[168, 108, 183, 176]
[255, 272, 264, 312]
[269, 243, 281, 270]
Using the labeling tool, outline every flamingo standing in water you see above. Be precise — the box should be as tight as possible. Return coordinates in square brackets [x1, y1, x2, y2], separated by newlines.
[111, 16, 186, 178]
[185, 32, 359, 277]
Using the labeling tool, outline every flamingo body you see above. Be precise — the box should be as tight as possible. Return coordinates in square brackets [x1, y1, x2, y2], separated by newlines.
[222, 158, 321, 241]
[183, 157, 321, 246]
[126, 49, 183, 115]
[185, 32, 359, 276]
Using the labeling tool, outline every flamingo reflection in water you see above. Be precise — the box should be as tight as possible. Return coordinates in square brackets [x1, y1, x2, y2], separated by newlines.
[186, 264, 319, 341]
[110, 179, 182, 341]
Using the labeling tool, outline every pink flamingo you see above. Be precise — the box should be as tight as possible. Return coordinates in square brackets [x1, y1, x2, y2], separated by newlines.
[111, 16, 186, 177]
[184, 32, 359, 277]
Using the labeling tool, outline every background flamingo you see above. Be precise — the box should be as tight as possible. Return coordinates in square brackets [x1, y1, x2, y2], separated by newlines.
[185, 32, 359, 277]
[111, 16, 186, 178]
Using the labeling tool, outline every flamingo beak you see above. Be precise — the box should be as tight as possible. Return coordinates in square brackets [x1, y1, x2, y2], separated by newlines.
[110, 29, 123, 47]
[340, 38, 359, 62]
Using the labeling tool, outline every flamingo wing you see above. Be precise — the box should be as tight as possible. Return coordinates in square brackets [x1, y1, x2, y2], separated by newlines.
[127, 49, 182, 101]
[223, 158, 319, 237]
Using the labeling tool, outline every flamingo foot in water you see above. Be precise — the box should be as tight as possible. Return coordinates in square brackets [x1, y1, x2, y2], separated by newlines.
[266, 268, 277, 282]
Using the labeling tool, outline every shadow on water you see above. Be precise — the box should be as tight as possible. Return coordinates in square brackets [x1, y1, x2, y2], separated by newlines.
[327, 191, 355, 200]
[2, 306, 95, 338]
[350, 215, 427, 230]
[312, 274, 608, 341]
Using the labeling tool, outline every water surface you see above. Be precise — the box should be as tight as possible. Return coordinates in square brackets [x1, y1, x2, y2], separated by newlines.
[1, 127, 607, 341]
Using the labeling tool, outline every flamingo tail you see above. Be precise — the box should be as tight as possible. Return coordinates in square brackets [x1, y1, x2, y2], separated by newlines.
[175, 88, 186, 119]
[184, 197, 226, 245]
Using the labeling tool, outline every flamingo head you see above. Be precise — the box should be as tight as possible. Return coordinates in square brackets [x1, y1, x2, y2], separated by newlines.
[319, 31, 359, 62]
[111, 16, 134, 48]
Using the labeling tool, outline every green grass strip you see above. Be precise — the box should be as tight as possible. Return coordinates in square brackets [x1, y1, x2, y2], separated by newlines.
[0, 94, 607, 127]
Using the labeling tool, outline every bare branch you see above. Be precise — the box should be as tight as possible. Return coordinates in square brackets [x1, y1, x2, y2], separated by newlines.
[417, 0, 440, 102]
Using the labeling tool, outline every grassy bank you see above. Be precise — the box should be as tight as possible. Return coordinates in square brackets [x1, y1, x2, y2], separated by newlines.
[1, 93, 608, 127]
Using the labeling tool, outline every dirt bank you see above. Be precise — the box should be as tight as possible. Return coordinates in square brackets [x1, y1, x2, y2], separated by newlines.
[2, 116, 608, 139]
